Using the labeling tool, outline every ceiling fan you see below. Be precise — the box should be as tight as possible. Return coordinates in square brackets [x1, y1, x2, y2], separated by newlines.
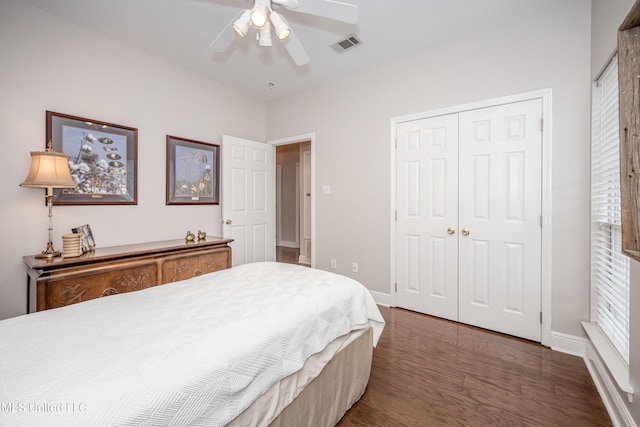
[210, 0, 359, 66]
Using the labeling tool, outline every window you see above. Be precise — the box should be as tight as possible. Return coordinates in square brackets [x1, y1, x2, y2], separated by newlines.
[590, 55, 631, 364]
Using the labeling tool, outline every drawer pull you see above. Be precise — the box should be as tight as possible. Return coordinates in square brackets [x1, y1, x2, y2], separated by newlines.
[100, 287, 118, 297]
[193, 269, 204, 277]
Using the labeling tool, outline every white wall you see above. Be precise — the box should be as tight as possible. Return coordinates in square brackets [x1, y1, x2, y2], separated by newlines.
[590, 0, 639, 424]
[591, 0, 633, 78]
[266, 1, 591, 337]
[0, 0, 266, 319]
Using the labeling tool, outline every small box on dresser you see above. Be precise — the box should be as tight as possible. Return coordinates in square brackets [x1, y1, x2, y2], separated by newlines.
[23, 237, 233, 312]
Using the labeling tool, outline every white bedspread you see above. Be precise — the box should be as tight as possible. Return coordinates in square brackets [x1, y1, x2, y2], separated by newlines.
[0, 262, 385, 426]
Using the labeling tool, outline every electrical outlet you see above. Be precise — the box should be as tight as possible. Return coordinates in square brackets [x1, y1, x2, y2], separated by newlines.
[330, 259, 337, 269]
[352, 262, 358, 273]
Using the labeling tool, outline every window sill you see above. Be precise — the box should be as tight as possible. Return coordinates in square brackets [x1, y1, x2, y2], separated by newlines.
[582, 321, 634, 402]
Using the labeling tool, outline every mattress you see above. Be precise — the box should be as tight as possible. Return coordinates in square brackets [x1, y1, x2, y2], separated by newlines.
[0, 262, 385, 426]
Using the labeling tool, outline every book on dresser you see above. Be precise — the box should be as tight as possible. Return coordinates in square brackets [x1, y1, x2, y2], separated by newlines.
[23, 236, 233, 312]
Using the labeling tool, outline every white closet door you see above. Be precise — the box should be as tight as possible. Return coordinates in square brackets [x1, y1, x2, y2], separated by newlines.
[457, 99, 542, 341]
[396, 114, 459, 321]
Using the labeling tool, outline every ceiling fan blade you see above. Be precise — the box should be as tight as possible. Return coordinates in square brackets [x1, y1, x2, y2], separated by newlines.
[274, 0, 358, 24]
[209, 10, 244, 52]
[282, 30, 310, 66]
[272, 0, 299, 8]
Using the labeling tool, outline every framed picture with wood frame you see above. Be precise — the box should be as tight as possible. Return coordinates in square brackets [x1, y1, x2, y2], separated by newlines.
[618, 2, 640, 262]
[166, 135, 220, 205]
[46, 111, 138, 205]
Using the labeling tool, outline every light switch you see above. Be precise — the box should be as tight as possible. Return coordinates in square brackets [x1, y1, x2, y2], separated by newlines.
[322, 185, 331, 195]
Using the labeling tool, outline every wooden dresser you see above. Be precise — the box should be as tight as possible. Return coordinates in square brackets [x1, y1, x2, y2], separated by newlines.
[24, 236, 233, 312]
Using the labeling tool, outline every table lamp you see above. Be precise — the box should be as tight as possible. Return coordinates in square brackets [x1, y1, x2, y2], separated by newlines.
[20, 141, 77, 258]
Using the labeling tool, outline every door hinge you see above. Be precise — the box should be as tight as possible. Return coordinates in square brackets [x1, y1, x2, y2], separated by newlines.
[395, 283, 398, 292]
[395, 211, 397, 221]
[394, 138, 398, 149]
[540, 312, 543, 324]
[539, 215, 543, 228]
[540, 118, 544, 131]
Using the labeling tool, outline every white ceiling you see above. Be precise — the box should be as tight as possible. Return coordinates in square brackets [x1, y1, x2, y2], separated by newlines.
[20, 0, 575, 102]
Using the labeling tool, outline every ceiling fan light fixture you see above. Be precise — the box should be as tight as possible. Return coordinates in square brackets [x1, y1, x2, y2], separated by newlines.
[270, 11, 291, 40]
[210, 0, 359, 67]
[233, 9, 251, 37]
[250, 1, 268, 28]
[259, 21, 272, 46]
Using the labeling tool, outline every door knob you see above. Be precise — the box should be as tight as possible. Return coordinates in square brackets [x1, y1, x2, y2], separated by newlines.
[461, 228, 470, 236]
[225, 219, 232, 225]
[447, 228, 455, 235]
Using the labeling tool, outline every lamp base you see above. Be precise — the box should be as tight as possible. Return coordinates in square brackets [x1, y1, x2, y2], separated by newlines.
[34, 241, 62, 259]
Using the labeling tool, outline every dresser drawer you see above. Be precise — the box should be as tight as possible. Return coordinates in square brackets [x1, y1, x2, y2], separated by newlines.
[161, 247, 231, 283]
[42, 261, 159, 309]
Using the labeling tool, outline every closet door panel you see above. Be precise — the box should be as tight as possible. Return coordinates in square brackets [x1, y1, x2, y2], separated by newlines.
[396, 114, 459, 321]
[458, 99, 542, 342]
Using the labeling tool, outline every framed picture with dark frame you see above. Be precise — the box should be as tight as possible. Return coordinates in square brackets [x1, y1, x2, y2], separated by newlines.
[46, 111, 138, 205]
[166, 135, 220, 205]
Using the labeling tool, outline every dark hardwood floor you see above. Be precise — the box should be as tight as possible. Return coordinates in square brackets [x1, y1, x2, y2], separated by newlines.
[338, 306, 612, 427]
[276, 246, 301, 265]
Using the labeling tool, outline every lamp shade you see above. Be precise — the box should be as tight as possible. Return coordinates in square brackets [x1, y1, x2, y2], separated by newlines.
[20, 150, 76, 189]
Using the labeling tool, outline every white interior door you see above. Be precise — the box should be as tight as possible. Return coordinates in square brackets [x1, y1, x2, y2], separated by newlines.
[222, 135, 275, 266]
[396, 114, 459, 321]
[395, 99, 543, 342]
[299, 149, 312, 265]
[458, 100, 542, 341]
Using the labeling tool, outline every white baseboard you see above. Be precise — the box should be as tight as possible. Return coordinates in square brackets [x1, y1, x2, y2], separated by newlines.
[277, 241, 299, 249]
[370, 291, 390, 307]
[550, 330, 586, 357]
[297, 256, 311, 266]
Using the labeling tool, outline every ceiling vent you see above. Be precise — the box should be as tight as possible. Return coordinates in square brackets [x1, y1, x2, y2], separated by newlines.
[330, 33, 363, 53]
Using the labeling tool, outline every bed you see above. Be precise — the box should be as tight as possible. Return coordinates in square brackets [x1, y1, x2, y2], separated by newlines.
[0, 262, 385, 426]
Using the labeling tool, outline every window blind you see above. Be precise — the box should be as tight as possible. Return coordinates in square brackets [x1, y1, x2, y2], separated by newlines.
[590, 56, 631, 364]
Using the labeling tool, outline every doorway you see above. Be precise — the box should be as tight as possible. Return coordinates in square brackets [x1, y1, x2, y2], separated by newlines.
[270, 134, 315, 267]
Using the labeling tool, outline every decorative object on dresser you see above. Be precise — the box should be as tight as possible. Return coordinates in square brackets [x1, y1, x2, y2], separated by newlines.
[166, 135, 220, 205]
[61, 233, 82, 258]
[20, 141, 77, 259]
[71, 223, 95, 252]
[23, 236, 232, 313]
[46, 110, 138, 205]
